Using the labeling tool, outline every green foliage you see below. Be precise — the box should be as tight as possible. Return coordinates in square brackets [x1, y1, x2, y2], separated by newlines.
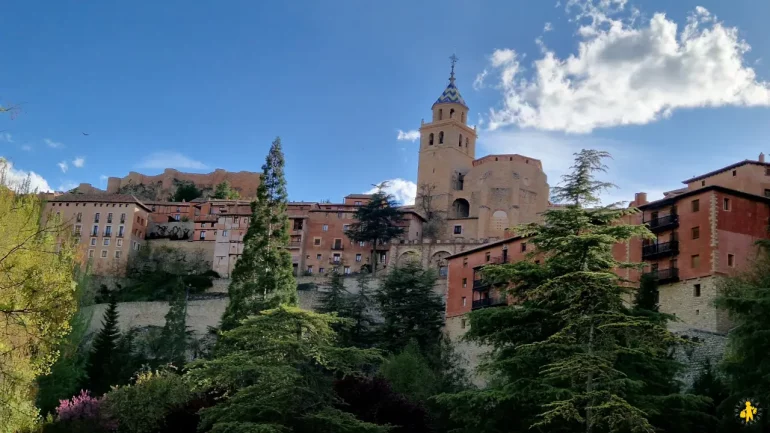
[213, 181, 240, 200]
[186, 306, 384, 432]
[441, 150, 684, 433]
[345, 184, 405, 275]
[715, 239, 770, 429]
[172, 181, 202, 202]
[380, 340, 439, 402]
[345, 273, 378, 349]
[156, 280, 189, 366]
[690, 359, 730, 433]
[375, 261, 444, 354]
[86, 299, 122, 396]
[319, 269, 350, 316]
[0, 179, 80, 431]
[36, 267, 95, 416]
[103, 369, 194, 433]
[222, 137, 298, 331]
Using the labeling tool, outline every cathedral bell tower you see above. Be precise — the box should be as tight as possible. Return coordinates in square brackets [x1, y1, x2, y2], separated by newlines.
[416, 55, 477, 224]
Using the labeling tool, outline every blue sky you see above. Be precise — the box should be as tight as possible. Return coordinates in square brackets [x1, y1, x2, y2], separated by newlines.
[1, 0, 769, 205]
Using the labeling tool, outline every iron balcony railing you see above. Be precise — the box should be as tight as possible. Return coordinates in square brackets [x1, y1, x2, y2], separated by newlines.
[644, 214, 679, 231]
[331, 245, 344, 251]
[289, 241, 302, 248]
[642, 240, 679, 259]
[472, 297, 507, 310]
[473, 279, 488, 289]
[642, 267, 679, 283]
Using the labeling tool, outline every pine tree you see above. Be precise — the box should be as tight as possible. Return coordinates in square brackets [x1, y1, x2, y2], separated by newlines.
[715, 239, 770, 431]
[158, 278, 189, 366]
[318, 268, 351, 316]
[347, 272, 378, 349]
[375, 261, 444, 354]
[221, 137, 298, 331]
[86, 298, 121, 395]
[441, 150, 683, 433]
[345, 184, 405, 276]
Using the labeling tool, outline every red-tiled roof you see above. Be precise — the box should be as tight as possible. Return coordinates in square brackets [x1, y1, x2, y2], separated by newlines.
[51, 194, 152, 212]
[681, 160, 770, 184]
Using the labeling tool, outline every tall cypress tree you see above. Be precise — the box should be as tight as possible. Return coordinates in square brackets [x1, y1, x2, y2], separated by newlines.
[86, 298, 121, 395]
[159, 278, 188, 366]
[318, 268, 350, 316]
[221, 137, 298, 331]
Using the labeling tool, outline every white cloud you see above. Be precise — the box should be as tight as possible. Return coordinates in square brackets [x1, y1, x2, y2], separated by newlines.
[57, 161, 68, 173]
[544, 22, 554, 32]
[0, 158, 52, 192]
[99, 175, 108, 184]
[72, 157, 85, 168]
[473, 69, 488, 90]
[137, 151, 208, 170]
[484, 2, 770, 133]
[0, 133, 13, 143]
[366, 178, 417, 205]
[44, 138, 64, 148]
[20, 144, 32, 151]
[396, 129, 420, 142]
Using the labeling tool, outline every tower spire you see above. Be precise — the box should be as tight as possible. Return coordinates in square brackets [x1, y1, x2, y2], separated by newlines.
[449, 54, 459, 83]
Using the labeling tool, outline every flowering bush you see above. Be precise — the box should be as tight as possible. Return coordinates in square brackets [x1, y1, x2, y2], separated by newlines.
[56, 390, 102, 422]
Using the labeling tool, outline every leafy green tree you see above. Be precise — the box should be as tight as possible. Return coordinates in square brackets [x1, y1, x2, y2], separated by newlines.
[86, 299, 122, 396]
[186, 306, 385, 433]
[157, 279, 188, 366]
[715, 239, 770, 431]
[0, 169, 80, 431]
[212, 181, 240, 200]
[380, 340, 440, 402]
[376, 261, 444, 354]
[36, 266, 95, 416]
[221, 137, 298, 331]
[172, 181, 202, 202]
[441, 150, 681, 433]
[345, 184, 405, 275]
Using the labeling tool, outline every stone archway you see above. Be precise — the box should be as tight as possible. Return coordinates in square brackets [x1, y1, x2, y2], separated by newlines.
[398, 250, 421, 266]
[452, 198, 470, 218]
[490, 210, 508, 236]
[431, 250, 451, 278]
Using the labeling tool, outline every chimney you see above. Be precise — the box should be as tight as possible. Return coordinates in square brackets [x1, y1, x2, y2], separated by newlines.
[760, 152, 766, 163]
[634, 192, 648, 206]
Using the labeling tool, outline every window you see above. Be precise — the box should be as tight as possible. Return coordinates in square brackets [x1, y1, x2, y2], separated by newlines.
[694, 284, 701, 297]
[103, 238, 110, 246]
[307, 266, 313, 274]
[100, 250, 107, 258]
[691, 199, 700, 212]
[462, 297, 467, 307]
[344, 266, 351, 275]
[107, 213, 113, 223]
[462, 278, 467, 288]
[438, 109, 443, 120]
[322, 224, 328, 232]
[728, 254, 735, 267]
[120, 213, 126, 223]
[691, 254, 700, 269]
[175, 214, 180, 221]
[118, 226, 124, 237]
[439, 131, 444, 144]
[92, 225, 99, 236]
[766, 167, 770, 176]
[76, 212, 82, 222]
[359, 241, 366, 247]
[463, 258, 468, 268]
[333, 254, 341, 263]
[354, 201, 362, 205]
[316, 254, 322, 260]
[223, 229, 229, 237]
[90, 238, 96, 246]
[115, 251, 122, 259]
[105, 226, 112, 237]
[453, 225, 462, 235]
[461, 318, 467, 329]
[465, 137, 469, 147]
[485, 252, 491, 262]
[200, 231, 206, 240]
[701, 180, 706, 186]
[356, 254, 362, 262]
[343, 224, 350, 231]
[337, 212, 343, 219]
[94, 213, 100, 223]
[293, 220, 303, 230]
[723, 198, 731, 211]
[314, 238, 321, 246]
[88, 249, 94, 258]
[117, 239, 123, 247]
[450, 108, 455, 118]
[691, 226, 700, 240]
[176, 206, 181, 212]
[459, 134, 463, 147]
[535, 260, 540, 265]
[429, 133, 434, 145]
[732, 170, 737, 176]
[319, 267, 325, 274]
[521, 242, 527, 252]
[74, 225, 82, 235]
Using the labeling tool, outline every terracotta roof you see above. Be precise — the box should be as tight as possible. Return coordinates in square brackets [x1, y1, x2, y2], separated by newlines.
[682, 160, 770, 184]
[344, 194, 373, 199]
[446, 235, 528, 260]
[640, 185, 770, 210]
[51, 194, 152, 212]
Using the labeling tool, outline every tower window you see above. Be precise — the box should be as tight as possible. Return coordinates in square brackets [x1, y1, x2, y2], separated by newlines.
[439, 109, 443, 120]
[429, 133, 434, 145]
[450, 108, 455, 118]
[459, 134, 463, 147]
[439, 131, 444, 144]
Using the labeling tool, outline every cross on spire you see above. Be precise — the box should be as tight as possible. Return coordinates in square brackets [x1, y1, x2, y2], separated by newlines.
[449, 54, 459, 82]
